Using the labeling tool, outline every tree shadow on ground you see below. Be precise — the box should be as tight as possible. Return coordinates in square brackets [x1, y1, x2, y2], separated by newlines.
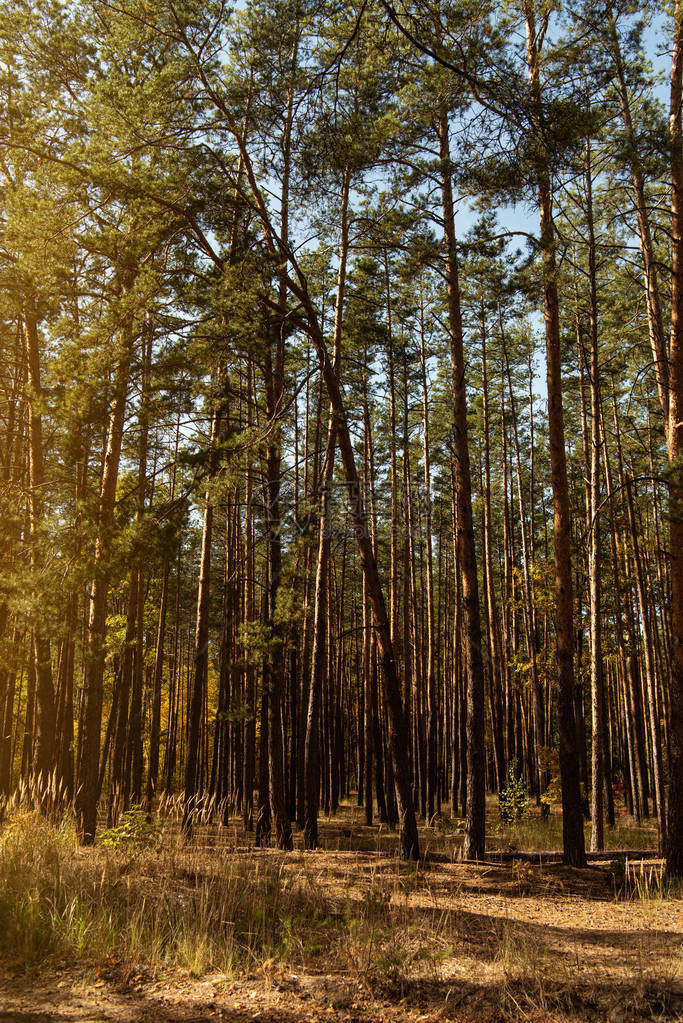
[1, 968, 681, 1023]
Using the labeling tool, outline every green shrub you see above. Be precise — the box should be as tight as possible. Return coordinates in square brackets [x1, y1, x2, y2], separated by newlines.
[101, 807, 159, 849]
[498, 763, 529, 825]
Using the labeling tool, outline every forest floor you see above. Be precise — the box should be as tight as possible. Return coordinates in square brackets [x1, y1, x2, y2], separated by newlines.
[0, 801, 681, 1023]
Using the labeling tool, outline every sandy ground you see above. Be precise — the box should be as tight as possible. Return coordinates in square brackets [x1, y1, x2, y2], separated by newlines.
[1, 850, 681, 1023]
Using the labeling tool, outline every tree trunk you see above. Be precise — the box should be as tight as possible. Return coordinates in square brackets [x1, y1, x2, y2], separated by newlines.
[243, 371, 256, 831]
[182, 407, 217, 836]
[582, 136, 606, 851]
[419, 289, 438, 822]
[304, 167, 349, 849]
[263, 336, 293, 852]
[622, 467, 666, 844]
[502, 319, 545, 806]
[522, 0, 586, 866]
[606, 0, 669, 433]
[76, 288, 134, 845]
[666, 0, 683, 879]
[437, 106, 486, 859]
[481, 312, 506, 791]
[23, 308, 56, 791]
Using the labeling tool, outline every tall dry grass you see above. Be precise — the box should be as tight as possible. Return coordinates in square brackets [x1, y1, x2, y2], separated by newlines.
[0, 808, 452, 985]
[0, 809, 333, 973]
[0, 804, 679, 1021]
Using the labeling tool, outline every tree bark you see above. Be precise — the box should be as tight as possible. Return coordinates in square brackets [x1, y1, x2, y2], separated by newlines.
[22, 307, 56, 792]
[583, 135, 606, 851]
[76, 283, 135, 845]
[605, 0, 669, 433]
[522, 0, 586, 867]
[304, 168, 349, 849]
[437, 106, 486, 859]
[182, 406, 218, 836]
[419, 290, 438, 822]
[502, 318, 545, 806]
[481, 312, 506, 792]
[666, 0, 683, 879]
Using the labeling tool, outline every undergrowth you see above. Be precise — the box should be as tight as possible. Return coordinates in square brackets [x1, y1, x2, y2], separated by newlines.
[0, 810, 330, 973]
[0, 810, 445, 987]
[0, 808, 679, 1022]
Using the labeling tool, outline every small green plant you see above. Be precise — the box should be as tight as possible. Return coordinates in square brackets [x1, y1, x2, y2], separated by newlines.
[498, 763, 529, 825]
[101, 807, 159, 849]
[538, 747, 562, 810]
[609, 856, 627, 893]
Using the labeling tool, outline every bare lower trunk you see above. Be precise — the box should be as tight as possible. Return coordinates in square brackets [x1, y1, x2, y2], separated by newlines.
[584, 137, 606, 851]
[146, 559, 169, 815]
[522, 0, 586, 867]
[182, 410, 217, 836]
[667, 0, 683, 880]
[304, 169, 349, 849]
[502, 321, 545, 806]
[76, 298, 134, 845]
[481, 314, 506, 791]
[23, 309, 56, 791]
[438, 107, 486, 859]
[419, 291, 438, 822]
[263, 351, 293, 852]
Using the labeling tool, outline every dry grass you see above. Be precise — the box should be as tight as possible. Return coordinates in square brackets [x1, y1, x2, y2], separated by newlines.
[0, 800, 680, 1021]
[0, 809, 341, 975]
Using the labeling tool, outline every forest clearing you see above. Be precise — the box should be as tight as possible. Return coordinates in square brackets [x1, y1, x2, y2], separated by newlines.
[2, 0, 683, 1018]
